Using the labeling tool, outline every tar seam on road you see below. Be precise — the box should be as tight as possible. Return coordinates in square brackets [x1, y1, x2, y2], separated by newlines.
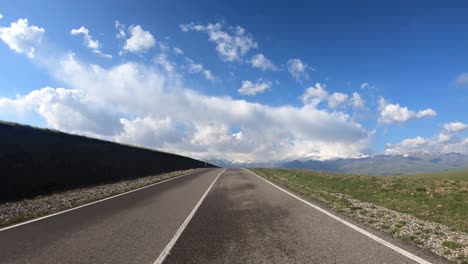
[245, 169, 432, 264]
[153, 168, 226, 264]
[0, 168, 208, 232]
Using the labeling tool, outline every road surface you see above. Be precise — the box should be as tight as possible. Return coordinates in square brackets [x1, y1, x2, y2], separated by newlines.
[0, 168, 446, 264]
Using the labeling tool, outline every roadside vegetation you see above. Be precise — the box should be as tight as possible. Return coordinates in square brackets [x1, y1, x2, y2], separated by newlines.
[252, 168, 467, 231]
[251, 168, 468, 263]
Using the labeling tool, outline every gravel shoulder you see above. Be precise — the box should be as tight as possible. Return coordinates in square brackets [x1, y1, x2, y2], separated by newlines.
[0, 168, 204, 228]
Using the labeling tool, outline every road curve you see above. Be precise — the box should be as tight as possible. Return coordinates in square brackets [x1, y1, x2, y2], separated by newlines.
[0, 168, 448, 264]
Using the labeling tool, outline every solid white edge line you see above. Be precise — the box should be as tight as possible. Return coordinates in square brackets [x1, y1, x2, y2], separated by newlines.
[245, 169, 432, 264]
[0, 168, 209, 232]
[153, 168, 226, 264]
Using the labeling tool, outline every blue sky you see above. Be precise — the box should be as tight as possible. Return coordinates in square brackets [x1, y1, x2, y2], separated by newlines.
[0, 0, 467, 161]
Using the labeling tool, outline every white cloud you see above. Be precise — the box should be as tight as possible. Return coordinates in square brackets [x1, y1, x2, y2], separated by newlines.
[158, 42, 169, 52]
[186, 58, 215, 81]
[378, 97, 436, 124]
[71, 26, 99, 49]
[250, 53, 276, 71]
[153, 54, 175, 72]
[379, 103, 412, 124]
[120, 24, 155, 54]
[114, 21, 126, 39]
[0, 18, 45, 58]
[187, 61, 202, 72]
[70, 26, 112, 59]
[301, 83, 328, 106]
[416, 108, 436, 118]
[455, 72, 468, 86]
[302, 85, 365, 110]
[0, 52, 372, 162]
[398, 136, 429, 148]
[328, 92, 348, 109]
[287, 58, 308, 82]
[117, 116, 183, 148]
[203, 70, 215, 81]
[238, 80, 272, 96]
[385, 137, 430, 155]
[443, 122, 468, 133]
[180, 22, 257, 62]
[173, 47, 183, 55]
[360, 83, 369, 89]
[0, 14, 3, 19]
[0, 21, 373, 161]
[386, 122, 468, 155]
[0, 87, 119, 136]
[350, 92, 365, 109]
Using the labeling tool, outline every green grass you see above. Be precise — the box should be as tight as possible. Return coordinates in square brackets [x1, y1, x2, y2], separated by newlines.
[251, 168, 468, 232]
[442, 241, 463, 250]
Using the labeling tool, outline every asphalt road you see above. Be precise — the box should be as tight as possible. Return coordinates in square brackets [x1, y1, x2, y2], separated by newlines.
[0, 168, 223, 264]
[0, 168, 447, 264]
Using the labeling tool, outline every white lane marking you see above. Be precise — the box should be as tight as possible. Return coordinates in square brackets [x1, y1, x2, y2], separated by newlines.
[246, 169, 432, 264]
[0, 168, 209, 232]
[154, 168, 226, 264]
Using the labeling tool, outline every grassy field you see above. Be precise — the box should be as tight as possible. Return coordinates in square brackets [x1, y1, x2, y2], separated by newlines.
[251, 168, 468, 233]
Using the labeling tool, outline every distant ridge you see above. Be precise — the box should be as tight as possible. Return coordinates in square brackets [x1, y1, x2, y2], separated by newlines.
[281, 153, 468, 175]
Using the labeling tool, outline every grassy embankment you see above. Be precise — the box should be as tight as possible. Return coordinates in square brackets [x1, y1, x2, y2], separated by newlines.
[251, 168, 467, 233]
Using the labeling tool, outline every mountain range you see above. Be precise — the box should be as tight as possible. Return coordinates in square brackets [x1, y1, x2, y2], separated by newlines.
[209, 152, 468, 175]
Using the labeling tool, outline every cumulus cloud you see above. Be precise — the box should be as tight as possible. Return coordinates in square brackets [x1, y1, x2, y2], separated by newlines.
[416, 108, 437, 118]
[116, 116, 184, 148]
[180, 22, 257, 62]
[117, 22, 155, 54]
[0, 52, 373, 161]
[378, 97, 436, 124]
[186, 58, 215, 80]
[0, 87, 119, 136]
[287, 58, 308, 82]
[386, 137, 430, 154]
[153, 54, 175, 72]
[301, 83, 328, 106]
[301, 83, 364, 110]
[0, 18, 374, 161]
[328, 92, 349, 109]
[360, 83, 369, 89]
[350, 92, 365, 109]
[0, 18, 45, 58]
[455, 72, 468, 86]
[386, 122, 468, 155]
[0, 14, 3, 19]
[70, 26, 112, 58]
[443, 122, 468, 133]
[250, 53, 276, 71]
[71, 26, 99, 49]
[237, 80, 272, 96]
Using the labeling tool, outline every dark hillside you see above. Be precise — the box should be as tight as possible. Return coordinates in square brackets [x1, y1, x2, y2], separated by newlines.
[0, 121, 214, 202]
